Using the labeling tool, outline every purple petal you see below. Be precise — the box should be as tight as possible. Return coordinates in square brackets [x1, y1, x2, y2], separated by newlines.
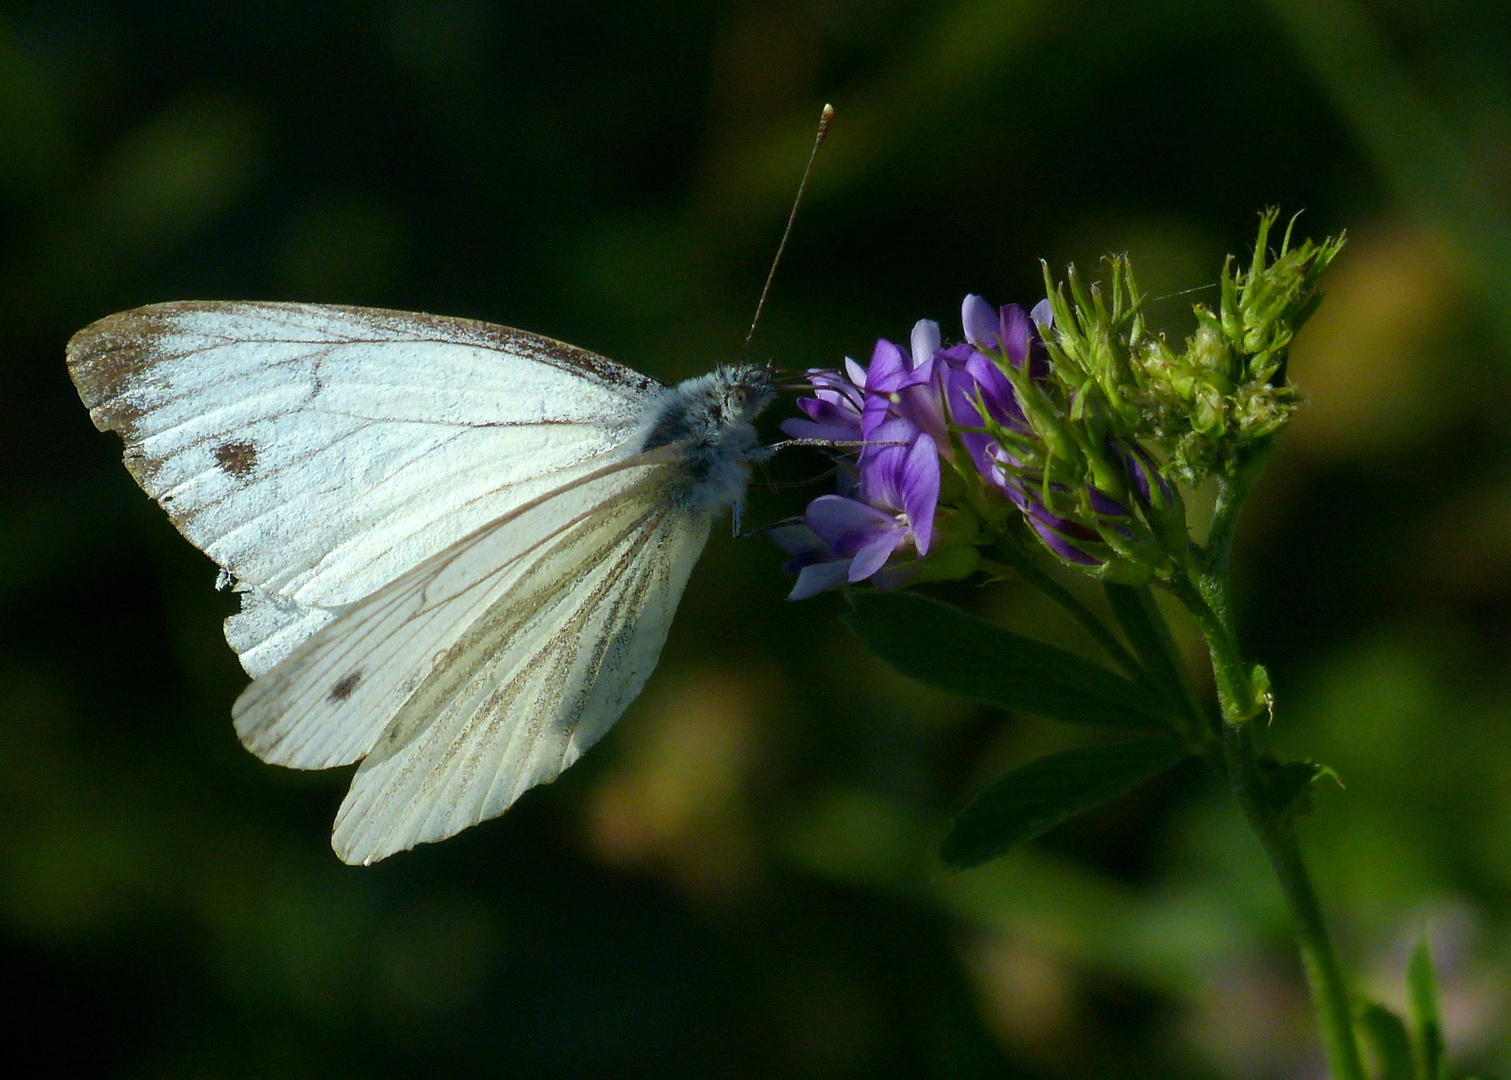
[849, 529, 907, 582]
[962, 294, 1001, 350]
[945, 364, 986, 427]
[844, 357, 868, 387]
[963, 351, 1023, 425]
[857, 418, 923, 511]
[800, 396, 860, 427]
[788, 559, 854, 600]
[910, 319, 941, 367]
[812, 384, 864, 413]
[1023, 497, 1098, 539]
[963, 435, 1002, 487]
[1121, 444, 1152, 502]
[865, 338, 909, 393]
[767, 523, 830, 559]
[787, 392, 863, 440]
[898, 434, 940, 555]
[945, 353, 1026, 493]
[860, 413, 919, 459]
[1088, 488, 1132, 517]
[1001, 304, 1033, 367]
[995, 472, 1034, 511]
[859, 391, 895, 443]
[1030, 298, 1054, 331]
[936, 342, 976, 367]
[894, 379, 947, 446]
[809, 367, 859, 391]
[857, 441, 905, 509]
[1031, 518, 1103, 565]
[1120, 442, 1172, 506]
[781, 416, 863, 441]
[805, 494, 898, 553]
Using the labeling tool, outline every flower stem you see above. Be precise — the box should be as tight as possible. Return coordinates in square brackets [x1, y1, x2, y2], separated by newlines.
[1169, 570, 1258, 724]
[1199, 441, 1274, 626]
[1224, 723, 1366, 1080]
[1174, 456, 1365, 1080]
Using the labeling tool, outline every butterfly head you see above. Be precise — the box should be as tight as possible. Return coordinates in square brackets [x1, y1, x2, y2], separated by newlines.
[713, 363, 778, 427]
[640, 364, 778, 513]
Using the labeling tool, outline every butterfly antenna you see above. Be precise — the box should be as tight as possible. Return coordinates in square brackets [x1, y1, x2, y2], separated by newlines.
[744, 103, 835, 353]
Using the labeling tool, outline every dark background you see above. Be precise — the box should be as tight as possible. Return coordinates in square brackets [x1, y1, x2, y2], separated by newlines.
[2, 1, 1509, 1077]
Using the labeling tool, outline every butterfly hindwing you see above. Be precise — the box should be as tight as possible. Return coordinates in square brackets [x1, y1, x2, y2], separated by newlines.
[229, 457, 711, 863]
[334, 477, 710, 864]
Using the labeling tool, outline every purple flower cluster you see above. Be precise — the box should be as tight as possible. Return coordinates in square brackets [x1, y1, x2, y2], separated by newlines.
[775, 320, 943, 600]
[776, 294, 1164, 598]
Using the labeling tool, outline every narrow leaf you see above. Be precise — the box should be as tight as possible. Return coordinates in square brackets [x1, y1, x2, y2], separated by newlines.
[941, 738, 1191, 869]
[845, 591, 1174, 731]
[1408, 936, 1449, 1080]
[1356, 1002, 1414, 1080]
[1104, 582, 1202, 725]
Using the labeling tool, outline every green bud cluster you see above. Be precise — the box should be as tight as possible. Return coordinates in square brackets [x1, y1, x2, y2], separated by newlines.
[1124, 210, 1345, 482]
[1004, 210, 1342, 582]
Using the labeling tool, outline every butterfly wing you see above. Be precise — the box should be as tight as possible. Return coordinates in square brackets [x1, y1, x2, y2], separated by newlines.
[232, 455, 709, 864]
[67, 301, 663, 673]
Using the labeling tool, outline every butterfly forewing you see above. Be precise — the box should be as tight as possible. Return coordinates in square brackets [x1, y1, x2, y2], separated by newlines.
[66, 302, 663, 632]
[224, 586, 344, 679]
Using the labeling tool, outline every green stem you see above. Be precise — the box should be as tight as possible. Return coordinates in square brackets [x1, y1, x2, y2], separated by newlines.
[1169, 571, 1258, 724]
[1198, 441, 1274, 627]
[1173, 450, 1276, 724]
[1225, 724, 1366, 1080]
[1178, 448, 1363, 1079]
[987, 547, 1143, 679]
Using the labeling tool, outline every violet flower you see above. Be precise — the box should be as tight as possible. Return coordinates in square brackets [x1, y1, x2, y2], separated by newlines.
[774, 322, 945, 593]
[782, 319, 943, 445]
[961, 295, 1054, 379]
[768, 422, 941, 599]
[774, 292, 1167, 590]
[768, 523, 856, 601]
[807, 426, 940, 583]
[780, 359, 867, 442]
[859, 320, 946, 446]
[944, 297, 1128, 566]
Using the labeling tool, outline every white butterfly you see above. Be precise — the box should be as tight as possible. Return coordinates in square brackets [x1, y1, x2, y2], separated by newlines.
[67, 301, 777, 865]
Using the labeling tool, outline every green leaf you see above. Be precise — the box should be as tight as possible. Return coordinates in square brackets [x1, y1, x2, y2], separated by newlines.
[1408, 936, 1449, 1080]
[845, 591, 1174, 731]
[940, 738, 1191, 869]
[1357, 1001, 1414, 1080]
[1103, 583, 1202, 726]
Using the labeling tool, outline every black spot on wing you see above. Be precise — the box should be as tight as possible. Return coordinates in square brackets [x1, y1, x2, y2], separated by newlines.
[214, 440, 259, 478]
[329, 672, 362, 703]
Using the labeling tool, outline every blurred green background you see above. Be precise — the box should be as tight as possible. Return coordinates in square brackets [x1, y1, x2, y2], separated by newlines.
[2, 0, 1509, 1076]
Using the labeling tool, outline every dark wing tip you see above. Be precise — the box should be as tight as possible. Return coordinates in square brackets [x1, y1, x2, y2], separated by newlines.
[65, 304, 185, 420]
